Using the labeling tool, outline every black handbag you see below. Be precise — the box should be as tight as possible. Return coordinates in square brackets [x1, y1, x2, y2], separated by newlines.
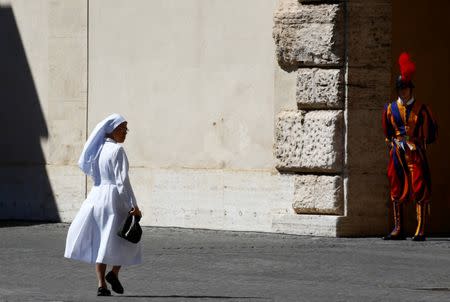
[117, 214, 142, 244]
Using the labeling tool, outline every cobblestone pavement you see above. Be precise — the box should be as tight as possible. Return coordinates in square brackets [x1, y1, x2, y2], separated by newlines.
[0, 223, 449, 302]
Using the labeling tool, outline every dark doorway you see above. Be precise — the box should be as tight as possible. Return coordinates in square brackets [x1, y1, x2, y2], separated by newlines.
[0, 6, 59, 222]
[392, 0, 450, 234]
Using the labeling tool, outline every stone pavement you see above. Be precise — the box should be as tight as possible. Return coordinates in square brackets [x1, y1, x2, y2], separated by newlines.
[0, 223, 449, 302]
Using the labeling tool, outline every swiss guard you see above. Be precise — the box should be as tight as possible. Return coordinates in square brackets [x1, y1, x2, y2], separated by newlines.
[382, 52, 438, 241]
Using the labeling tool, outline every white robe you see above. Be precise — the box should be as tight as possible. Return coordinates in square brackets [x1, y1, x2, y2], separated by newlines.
[64, 138, 142, 265]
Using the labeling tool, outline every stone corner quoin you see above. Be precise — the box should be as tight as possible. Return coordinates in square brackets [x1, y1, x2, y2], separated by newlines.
[297, 68, 344, 109]
[293, 174, 343, 215]
[273, 0, 345, 71]
[274, 110, 344, 173]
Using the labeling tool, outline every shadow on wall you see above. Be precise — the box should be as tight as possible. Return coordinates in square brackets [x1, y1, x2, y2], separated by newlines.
[0, 6, 59, 222]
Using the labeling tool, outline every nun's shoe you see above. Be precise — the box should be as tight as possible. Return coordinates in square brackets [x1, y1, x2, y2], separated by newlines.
[97, 287, 111, 296]
[106, 271, 124, 294]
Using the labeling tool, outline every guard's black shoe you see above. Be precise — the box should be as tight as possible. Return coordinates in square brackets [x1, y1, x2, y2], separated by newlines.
[382, 233, 406, 240]
[97, 287, 111, 296]
[106, 271, 124, 294]
[412, 235, 426, 241]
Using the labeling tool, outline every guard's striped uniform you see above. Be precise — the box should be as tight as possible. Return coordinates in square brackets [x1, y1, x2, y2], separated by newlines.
[382, 98, 437, 204]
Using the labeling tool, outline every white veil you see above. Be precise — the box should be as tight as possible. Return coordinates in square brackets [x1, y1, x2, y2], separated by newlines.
[78, 113, 126, 184]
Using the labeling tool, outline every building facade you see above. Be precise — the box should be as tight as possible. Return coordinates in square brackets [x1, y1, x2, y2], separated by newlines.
[1, 0, 448, 236]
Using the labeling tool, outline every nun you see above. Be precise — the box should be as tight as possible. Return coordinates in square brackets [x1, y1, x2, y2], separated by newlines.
[64, 114, 142, 296]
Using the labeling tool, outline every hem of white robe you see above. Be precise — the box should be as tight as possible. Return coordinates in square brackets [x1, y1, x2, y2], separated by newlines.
[64, 254, 142, 266]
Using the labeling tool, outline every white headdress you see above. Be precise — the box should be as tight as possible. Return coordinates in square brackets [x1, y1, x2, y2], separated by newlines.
[78, 113, 126, 184]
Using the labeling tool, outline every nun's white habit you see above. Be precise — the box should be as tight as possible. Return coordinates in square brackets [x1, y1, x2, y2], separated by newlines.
[64, 114, 142, 265]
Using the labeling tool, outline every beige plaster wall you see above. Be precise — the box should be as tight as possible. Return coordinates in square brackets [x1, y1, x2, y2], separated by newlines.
[0, 0, 87, 221]
[0, 0, 305, 234]
[85, 0, 307, 233]
[88, 0, 278, 171]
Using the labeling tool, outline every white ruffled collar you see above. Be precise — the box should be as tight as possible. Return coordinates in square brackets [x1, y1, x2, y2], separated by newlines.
[105, 137, 117, 143]
[397, 96, 415, 106]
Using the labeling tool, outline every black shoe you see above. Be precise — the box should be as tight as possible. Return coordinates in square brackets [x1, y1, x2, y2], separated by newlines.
[382, 233, 406, 240]
[106, 271, 124, 294]
[97, 287, 111, 296]
[412, 235, 426, 241]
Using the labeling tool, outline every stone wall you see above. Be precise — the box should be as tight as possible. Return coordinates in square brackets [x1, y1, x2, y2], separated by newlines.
[273, 0, 345, 228]
[1, 0, 395, 236]
[342, 0, 391, 235]
[87, 0, 301, 233]
[273, 0, 392, 236]
[2, 0, 302, 234]
[0, 0, 87, 221]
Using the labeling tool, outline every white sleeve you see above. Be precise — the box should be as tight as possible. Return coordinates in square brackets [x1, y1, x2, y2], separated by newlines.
[113, 147, 138, 209]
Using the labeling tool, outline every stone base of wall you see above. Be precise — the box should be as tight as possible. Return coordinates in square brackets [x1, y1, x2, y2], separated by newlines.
[1, 165, 387, 237]
[61, 168, 297, 233]
[43, 167, 383, 236]
[0, 165, 84, 222]
[273, 214, 340, 236]
[337, 216, 389, 237]
[273, 214, 388, 237]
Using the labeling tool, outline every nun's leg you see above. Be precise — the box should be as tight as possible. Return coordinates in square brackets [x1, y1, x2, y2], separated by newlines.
[95, 263, 107, 288]
[112, 265, 121, 276]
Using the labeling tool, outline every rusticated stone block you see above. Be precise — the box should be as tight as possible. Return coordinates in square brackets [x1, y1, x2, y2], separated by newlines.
[297, 68, 344, 109]
[273, 0, 344, 70]
[274, 110, 344, 172]
[293, 175, 343, 215]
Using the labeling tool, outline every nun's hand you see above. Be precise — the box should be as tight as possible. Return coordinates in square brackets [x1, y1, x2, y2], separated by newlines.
[130, 207, 142, 217]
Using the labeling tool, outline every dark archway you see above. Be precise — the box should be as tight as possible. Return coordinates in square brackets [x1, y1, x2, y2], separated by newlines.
[0, 6, 59, 222]
[392, 0, 450, 235]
